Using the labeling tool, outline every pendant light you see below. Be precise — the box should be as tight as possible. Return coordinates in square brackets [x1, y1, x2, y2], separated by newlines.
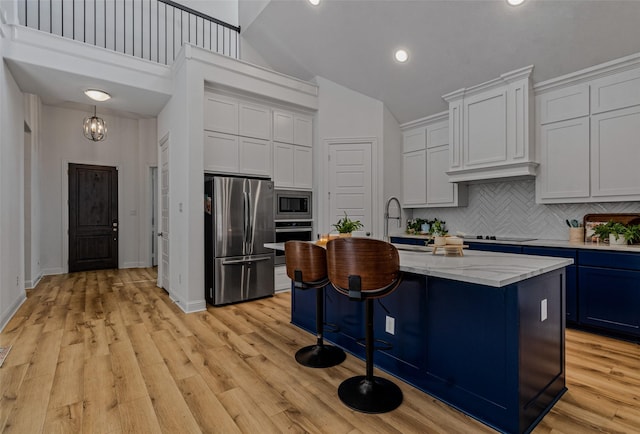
[83, 106, 107, 142]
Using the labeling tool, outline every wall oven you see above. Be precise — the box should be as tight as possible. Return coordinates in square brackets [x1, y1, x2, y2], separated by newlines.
[274, 221, 314, 265]
[275, 189, 312, 221]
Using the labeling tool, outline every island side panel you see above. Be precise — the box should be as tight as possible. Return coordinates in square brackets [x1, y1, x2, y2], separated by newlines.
[517, 268, 567, 433]
[421, 276, 521, 433]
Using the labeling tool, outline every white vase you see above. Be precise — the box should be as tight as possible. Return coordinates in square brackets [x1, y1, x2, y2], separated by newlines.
[609, 234, 627, 245]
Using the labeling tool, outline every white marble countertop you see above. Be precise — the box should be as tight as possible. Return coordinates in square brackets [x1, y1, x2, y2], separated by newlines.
[264, 242, 573, 288]
[389, 233, 640, 253]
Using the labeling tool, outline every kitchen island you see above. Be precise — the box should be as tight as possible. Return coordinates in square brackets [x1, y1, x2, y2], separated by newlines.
[267, 243, 572, 434]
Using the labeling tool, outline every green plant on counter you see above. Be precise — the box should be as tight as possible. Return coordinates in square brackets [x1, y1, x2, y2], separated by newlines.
[609, 222, 629, 242]
[430, 219, 447, 236]
[333, 212, 364, 234]
[622, 224, 640, 244]
[592, 220, 615, 240]
[406, 218, 430, 234]
[592, 220, 639, 244]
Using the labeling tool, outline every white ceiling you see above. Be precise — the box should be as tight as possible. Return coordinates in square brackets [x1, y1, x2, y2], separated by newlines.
[241, 0, 640, 124]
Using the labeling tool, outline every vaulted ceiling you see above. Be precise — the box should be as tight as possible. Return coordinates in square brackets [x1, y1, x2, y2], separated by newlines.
[241, 0, 640, 124]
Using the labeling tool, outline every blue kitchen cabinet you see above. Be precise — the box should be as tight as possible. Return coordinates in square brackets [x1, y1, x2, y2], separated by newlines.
[523, 246, 578, 324]
[466, 242, 523, 254]
[577, 250, 640, 338]
[390, 236, 428, 246]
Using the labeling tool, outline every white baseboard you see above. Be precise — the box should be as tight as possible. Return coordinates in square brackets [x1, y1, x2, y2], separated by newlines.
[168, 292, 206, 314]
[25, 272, 43, 289]
[41, 267, 64, 276]
[122, 262, 143, 269]
[0, 292, 27, 332]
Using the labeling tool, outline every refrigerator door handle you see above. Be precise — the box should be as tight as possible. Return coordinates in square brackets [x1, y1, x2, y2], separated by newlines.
[222, 257, 271, 265]
[243, 191, 250, 252]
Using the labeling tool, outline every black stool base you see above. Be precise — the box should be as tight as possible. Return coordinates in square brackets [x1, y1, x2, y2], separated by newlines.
[295, 344, 346, 368]
[338, 375, 403, 413]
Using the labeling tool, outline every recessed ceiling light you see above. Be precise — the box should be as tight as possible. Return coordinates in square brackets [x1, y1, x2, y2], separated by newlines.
[394, 49, 409, 63]
[506, 0, 525, 6]
[84, 89, 111, 102]
[308, 0, 320, 5]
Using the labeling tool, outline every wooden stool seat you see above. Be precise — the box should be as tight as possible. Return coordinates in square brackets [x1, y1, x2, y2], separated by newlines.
[285, 241, 346, 368]
[326, 238, 403, 414]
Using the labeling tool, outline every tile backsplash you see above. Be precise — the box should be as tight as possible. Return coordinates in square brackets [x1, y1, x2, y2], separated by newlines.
[411, 179, 640, 240]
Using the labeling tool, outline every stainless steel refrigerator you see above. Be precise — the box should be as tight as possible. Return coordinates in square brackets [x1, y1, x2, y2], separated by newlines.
[204, 175, 275, 305]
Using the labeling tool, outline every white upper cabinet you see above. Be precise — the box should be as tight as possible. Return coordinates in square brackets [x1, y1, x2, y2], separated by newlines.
[400, 113, 467, 208]
[204, 93, 238, 134]
[538, 84, 590, 124]
[203, 91, 313, 185]
[273, 142, 312, 189]
[534, 52, 640, 203]
[273, 111, 294, 143]
[274, 110, 313, 147]
[239, 102, 271, 140]
[293, 115, 313, 147]
[203, 131, 239, 174]
[443, 66, 536, 183]
[403, 128, 426, 153]
[427, 145, 459, 205]
[536, 117, 590, 202]
[591, 105, 640, 199]
[239, 137, 272, 177]
[590, 67, 640, 114]
[402, 150, 427, 205]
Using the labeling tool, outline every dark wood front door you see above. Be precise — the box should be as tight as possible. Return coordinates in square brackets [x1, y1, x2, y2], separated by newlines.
[69, 163, 118, 272]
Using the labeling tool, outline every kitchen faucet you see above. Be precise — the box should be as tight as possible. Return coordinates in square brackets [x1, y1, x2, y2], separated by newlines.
[384, 196, 402, 242]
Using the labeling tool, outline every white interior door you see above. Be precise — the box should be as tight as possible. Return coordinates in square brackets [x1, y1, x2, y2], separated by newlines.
[328, 142, 373, 235]
[151, 167, 158, 267]
[158, 138, 169, 289]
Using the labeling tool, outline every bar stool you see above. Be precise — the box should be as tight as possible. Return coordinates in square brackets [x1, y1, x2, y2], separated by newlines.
[326, 237, 403, 414]
[285, 241, 346, 368]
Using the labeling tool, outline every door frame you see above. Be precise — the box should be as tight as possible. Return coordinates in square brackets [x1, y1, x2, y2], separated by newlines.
[157, 133, 170, 290]
[62, 159, 121, 274]
[320, 137, 379, 238]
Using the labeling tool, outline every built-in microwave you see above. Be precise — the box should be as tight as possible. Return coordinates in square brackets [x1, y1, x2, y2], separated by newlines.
[275, 190, 312, 221]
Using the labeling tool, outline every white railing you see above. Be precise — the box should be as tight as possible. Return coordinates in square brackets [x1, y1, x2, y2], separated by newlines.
[17, 0, 240, 65]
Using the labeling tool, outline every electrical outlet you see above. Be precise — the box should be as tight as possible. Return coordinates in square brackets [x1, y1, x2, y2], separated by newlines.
[541, 299, 548, 322]
[385, 315, 395, 335]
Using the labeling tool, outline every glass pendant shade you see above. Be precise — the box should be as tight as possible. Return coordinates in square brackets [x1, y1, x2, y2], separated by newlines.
[83, 106, 107, 142]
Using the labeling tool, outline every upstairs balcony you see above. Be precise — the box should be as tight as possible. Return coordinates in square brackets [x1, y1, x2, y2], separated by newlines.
[16, 0, 240, 65]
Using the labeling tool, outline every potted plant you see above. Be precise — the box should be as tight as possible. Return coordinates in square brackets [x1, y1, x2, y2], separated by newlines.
[592, 220, 615, 243]
[622, 224, 640, 245]
[333, 212, 364, 236]
[430, 219, 447, 246]
[608, 222, 628, 245]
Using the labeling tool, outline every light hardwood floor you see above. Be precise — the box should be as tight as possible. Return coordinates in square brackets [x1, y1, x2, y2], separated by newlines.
[1, 268, 639, 433]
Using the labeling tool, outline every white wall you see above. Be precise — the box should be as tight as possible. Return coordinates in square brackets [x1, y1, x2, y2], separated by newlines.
[383, 104, 403, 230]
[24, 94, 42, 288]
[313, 76, 386, 237]
[39, 105, 157, 275]
[178, 0, 239, 26]
[0, 59, 27, 331]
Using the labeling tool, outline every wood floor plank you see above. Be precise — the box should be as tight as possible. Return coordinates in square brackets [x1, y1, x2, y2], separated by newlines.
[109, 340, 149, 404]
[138, 362, 202, 434]
[2, 268, 640, 434]
[0, 364, 29, 432]
[2, 370, 54, 433]
[47, 343, 85, 409]
[117, 396, 163, 434]
[82, 354, 121, 434]
[42, 402, 83, 434]
[176, 374, 243, 434]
